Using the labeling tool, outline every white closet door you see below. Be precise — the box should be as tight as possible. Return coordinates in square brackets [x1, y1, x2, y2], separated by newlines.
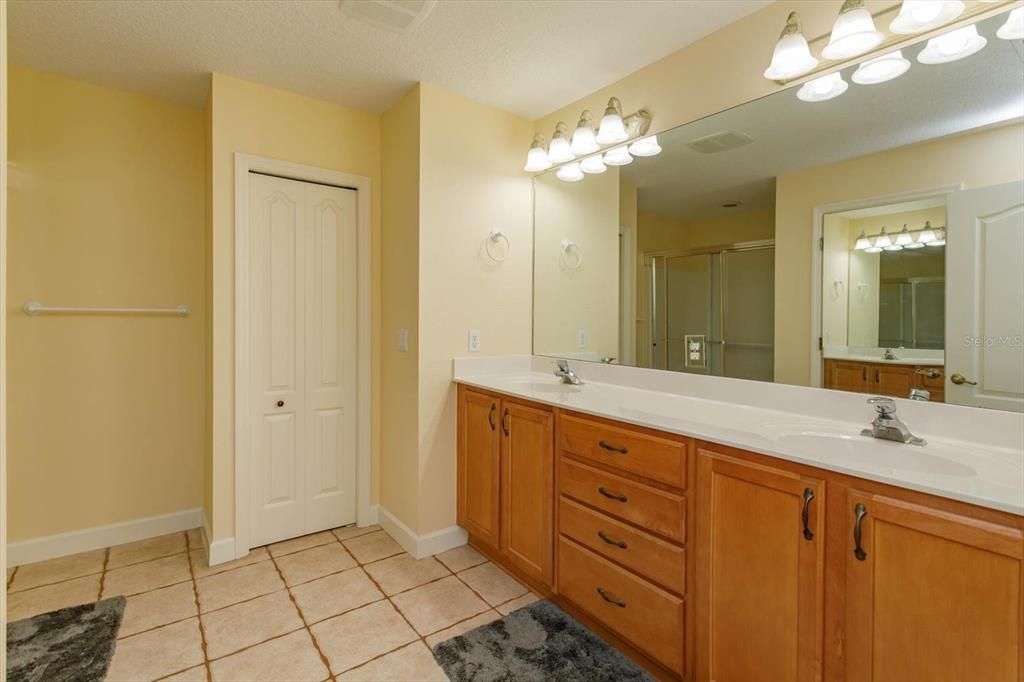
[249, 173, 357, 547]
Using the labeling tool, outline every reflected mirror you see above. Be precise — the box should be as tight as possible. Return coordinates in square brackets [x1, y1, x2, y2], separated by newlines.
[532, 10, 1024, 412]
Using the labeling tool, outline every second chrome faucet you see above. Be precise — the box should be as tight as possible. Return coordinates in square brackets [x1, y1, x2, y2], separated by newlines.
[861, 396, 926, 446]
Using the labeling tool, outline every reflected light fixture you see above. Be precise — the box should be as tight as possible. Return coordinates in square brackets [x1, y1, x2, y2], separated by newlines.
[797, 72, 849, 102]
[918, 24, 987, 64]
[523, 134, 551, 172]
[874, 227, 893, 248]
[763, 12, 818, 80]
[854, 231, 872, 250]
[823, 0, 885, 60]
[579, 155, 607, 174]
[603, 145, 633, 166]
[890, 1, 964, 34]
[917, 221, 938, 243]
[547, 122, 575, 164]
[997, 7, 1024, 41]
[895, 224, 915, 246]
[556, 162, 584, 182]
[570, 111, 599, 156]
[930, 229, 946, 246]
[853, 50, 912, 84]
[595, 98, 629, 145]
[629, 135, 662, 157]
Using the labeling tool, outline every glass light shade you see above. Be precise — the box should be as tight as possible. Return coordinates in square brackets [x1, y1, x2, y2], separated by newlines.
[854, 231, 872, 250]
[797, 72, 849, 102]
[523, 145, 551, 172]
[918, 25, 987, 64]
[904, 239, 926, 249]
[596, 99, 628, 145]
[822, 3, 885, 60]
[579, 155, 607, 174]
[864, 246, 884, 253]
[997, 7, 1024, 41]
[764, 14, 819, 80]
[895, 225, 914, 246]
[890, 1, 964, 34]
[853, 50, 912, 84]
[556, 162, 584, 182]
[628, 135, 662, 157]
[603, 146, 633, 166]
[548, 135, 575, 164]
[874, 228, 893, 248]
[884, 244, 904, 251]
[930, 229, 946, 246]
[570, 125, 599, 156]
[917, 222, 938, 243]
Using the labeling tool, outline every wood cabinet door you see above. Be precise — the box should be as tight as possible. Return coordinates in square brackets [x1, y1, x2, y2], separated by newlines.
[500, 401, 554, 586]
[826, 360, 869, 393]
[696, 450, 825, 682]
[845, 490, 1023, 682]
[868, 364, 914, 398]
[457, 387, 501, 549]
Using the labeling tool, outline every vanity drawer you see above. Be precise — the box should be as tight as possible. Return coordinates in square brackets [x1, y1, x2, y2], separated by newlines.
[559, 496, 685, 594]
[558, 536, 685, 675]
[558, 458, 686, 543]
[559, 413, 687, 489]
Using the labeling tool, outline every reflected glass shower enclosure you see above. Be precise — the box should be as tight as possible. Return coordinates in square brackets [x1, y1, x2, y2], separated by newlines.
[646, 242, 775, 382]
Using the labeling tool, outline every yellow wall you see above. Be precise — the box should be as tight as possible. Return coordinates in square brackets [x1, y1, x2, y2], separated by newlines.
[2, 1, 10, 658]
[7, 66, 206, 541]
[207, 74, 382, 540]
[775, 122, 1024, 385]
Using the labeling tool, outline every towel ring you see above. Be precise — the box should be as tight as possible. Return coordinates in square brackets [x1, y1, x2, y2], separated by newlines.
[561, 239, 583, 270]
[485, 230, 510, 263]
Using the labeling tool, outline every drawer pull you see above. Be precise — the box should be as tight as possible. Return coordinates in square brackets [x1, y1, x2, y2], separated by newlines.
[853, 503, 868, 561]
[597, 531, 628, 549]
[597, 487, 628, 503]
[801, 488, 815, 541]
[598, 440, 629, 455]
[596, 587, 626, 608]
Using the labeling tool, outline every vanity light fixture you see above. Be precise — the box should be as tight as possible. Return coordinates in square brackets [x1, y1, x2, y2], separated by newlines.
[929, 228, 946, 246]
[895, 224, 915, 246]
[918, 24, 987, 64]
[823, 0, 885, 60]
[570, 111, 600, 156]
[853, 50, 912, 84]
[523, 134, 552, 172]
[628, 135, 662, 157]
[890, 1, 965, 35]
[854, 231, 872, 250]
[874, 227, 893, 249]
[864, 244, 884, 253]
[579, 155, 607, 174]
[917, 220, 938, 244]
[548, 122, 575, 164]
[603, 145, 634, 166]
[997, 7, 1024, 40]
[596, 98, 629, 145]
[763, 12, 818, 81]
[797, 72, 849, 102]
[556, 162, 584, 182]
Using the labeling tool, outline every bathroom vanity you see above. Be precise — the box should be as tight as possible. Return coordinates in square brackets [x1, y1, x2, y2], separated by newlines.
[823, 358, 945, 401]
[454, 362, 1023, 682]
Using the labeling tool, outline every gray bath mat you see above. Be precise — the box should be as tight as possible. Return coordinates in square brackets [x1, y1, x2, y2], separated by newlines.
[432, 599, 655, 682]
[6, 596, 125, 682]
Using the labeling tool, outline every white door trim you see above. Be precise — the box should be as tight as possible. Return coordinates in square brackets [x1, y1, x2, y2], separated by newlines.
[808, 184, 962, 389]
[235, 153, 372, 559]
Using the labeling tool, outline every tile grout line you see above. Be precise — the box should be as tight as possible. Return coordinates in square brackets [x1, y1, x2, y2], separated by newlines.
[6, 565, 18, 590]
[97, 547, 111, 601]
[184, 530, 214, 682]
[266, 549, 338, 682]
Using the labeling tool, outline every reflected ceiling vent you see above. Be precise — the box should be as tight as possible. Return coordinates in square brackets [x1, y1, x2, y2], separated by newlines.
[339, 0, 437, 33]
[687, 131, 754, 154]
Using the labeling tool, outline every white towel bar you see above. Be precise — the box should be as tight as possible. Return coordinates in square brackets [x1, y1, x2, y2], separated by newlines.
[23, 301, 191, 317]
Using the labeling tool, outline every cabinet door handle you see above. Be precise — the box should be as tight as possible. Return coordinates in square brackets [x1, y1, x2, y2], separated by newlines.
[598, 440, 629, 455]
[862, 366, 867, 382]
[801, 488, 815, 541]
[874, 368, 880, 383]
[853, 503, 868, 561]
[597, 487, 628, 503]
[596, 587, 626, 608]
[597, 531, 628, 549]
[488, 404, 496, 431]
[501, 408, 510, 436]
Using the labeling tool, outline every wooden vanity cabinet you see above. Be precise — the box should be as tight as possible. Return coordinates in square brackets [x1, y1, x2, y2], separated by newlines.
[457, 386, 501, 549]
[823, 359, 945, 402]
[826, 360, 870, 393]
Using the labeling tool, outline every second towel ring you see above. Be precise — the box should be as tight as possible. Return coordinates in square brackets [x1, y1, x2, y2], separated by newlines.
[486, 230, 510, 263]
[561, 239, 583, 270]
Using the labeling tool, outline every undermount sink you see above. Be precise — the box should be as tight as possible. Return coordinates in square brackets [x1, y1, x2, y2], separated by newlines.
[514, 381, 583, 394]
[762, 427, 976, 477]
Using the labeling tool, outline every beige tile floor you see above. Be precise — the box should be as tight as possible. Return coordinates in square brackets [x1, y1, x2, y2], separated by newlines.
[6, 526, 540, 681]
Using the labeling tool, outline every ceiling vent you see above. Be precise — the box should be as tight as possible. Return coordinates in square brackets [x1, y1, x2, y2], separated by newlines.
[339, 0, 436, 33]
[686, 131, 754, 154]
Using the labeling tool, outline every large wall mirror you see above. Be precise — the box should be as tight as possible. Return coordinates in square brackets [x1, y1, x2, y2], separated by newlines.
[533, 10, 1024, 413]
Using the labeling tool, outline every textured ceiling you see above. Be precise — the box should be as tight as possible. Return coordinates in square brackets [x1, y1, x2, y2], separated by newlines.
[8, 0, 769, 118]
[618, 14, 1024, 221]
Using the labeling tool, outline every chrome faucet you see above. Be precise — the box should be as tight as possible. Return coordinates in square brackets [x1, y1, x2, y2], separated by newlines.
[554, 359, 584, 385]
[860, 397, 926, 446]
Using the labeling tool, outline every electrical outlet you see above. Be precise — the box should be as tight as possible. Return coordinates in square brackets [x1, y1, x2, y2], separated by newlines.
[468, 330, 481, 353]
[576, 328, 588, 348]
[397, 329, 408, 352]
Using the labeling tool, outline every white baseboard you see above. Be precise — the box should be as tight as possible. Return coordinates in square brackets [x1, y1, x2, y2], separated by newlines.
[8, 508, 203, 567]
[207, 536, 237, 566]
[377, 506, 467, 560]
[363, 504, 380, 526]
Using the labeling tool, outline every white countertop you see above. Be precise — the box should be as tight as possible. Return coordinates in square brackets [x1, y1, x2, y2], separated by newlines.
[453, 358, 1023, 516]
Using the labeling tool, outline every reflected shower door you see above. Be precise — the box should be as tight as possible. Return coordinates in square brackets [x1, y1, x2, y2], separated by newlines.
[664, 254, 716, 373]
[722, 248, 774, 381]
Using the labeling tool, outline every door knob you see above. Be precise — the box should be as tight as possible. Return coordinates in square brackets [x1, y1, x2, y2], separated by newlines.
[276, 400, 285, 407]
[950, 373, 977, 386]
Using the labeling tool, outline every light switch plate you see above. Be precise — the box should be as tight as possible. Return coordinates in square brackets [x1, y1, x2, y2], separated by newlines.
[468, 329, 481, 353]
[684, 334, 706, 368]
[577, 328, 588, 348]
[397, 329, 409, 352]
